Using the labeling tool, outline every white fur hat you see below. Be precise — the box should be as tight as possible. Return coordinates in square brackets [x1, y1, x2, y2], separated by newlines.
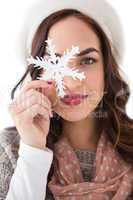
[19, 0, 125, 66]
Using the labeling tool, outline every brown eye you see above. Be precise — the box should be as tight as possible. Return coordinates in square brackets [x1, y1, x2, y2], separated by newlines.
[80, 57, 97, 66]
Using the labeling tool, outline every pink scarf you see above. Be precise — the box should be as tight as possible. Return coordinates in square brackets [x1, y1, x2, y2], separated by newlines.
[48, 130, 133, 199]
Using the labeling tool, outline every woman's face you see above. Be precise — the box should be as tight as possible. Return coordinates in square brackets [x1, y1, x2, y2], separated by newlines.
[45, 16, 104, 122]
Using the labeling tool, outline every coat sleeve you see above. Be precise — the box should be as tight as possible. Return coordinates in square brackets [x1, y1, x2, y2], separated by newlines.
[6, 140, 53, 200]
[0, 127, 53, 200]
[0, 127, 19, 200]
[0, 143, 14, 200]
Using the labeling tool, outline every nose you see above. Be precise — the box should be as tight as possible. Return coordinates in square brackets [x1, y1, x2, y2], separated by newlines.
[63, 75, 83, 91]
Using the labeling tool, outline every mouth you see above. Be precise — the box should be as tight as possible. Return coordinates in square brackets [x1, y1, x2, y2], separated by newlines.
[60, 94, 88, 106]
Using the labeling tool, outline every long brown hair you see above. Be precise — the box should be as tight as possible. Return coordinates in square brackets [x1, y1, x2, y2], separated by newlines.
[11, 9, 133, 185]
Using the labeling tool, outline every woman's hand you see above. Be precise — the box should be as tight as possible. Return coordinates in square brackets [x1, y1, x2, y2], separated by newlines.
[8, 80, 54, 149]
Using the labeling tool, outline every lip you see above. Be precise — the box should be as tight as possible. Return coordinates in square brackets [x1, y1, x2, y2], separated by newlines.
[60, 94, 88, 106]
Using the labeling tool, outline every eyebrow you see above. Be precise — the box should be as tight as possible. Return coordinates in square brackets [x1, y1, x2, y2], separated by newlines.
[45, 47, 100, 57]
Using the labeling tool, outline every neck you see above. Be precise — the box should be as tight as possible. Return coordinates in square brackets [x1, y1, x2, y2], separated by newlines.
[61, 114, 100, 151]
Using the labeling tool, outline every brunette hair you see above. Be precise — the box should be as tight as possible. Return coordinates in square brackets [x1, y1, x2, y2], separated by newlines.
[10, 9, 133, 187]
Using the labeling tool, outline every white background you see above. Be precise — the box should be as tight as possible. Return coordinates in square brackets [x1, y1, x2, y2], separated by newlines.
[0, 0, 132, 130]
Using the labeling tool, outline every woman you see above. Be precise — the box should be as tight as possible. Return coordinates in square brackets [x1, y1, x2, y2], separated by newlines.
[0, 0, 133, 199]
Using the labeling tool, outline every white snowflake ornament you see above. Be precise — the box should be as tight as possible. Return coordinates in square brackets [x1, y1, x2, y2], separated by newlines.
[27, 38, 86, 98]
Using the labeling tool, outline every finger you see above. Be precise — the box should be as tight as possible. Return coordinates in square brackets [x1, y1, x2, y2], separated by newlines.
[19, 80, 54, 106]
[9, 88, 53, 117]
[16, 94, 53, 117]
[20, 80, 54, 94]
[36, 87, 52, 108]
[15, 88, 52, 109]
[19, 104, 50, 122]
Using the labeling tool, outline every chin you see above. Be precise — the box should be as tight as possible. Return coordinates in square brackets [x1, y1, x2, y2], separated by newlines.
[58, 111, 90, 122]
[53, 101, 100, 122]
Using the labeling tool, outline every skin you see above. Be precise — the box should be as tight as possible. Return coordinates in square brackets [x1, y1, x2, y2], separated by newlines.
[47, 16, 105, 150]
[8, 16, 105, 150]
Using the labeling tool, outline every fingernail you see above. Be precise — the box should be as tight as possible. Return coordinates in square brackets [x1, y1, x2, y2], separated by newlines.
[50, 111, 53, 118]
[47, 81, 53, 85]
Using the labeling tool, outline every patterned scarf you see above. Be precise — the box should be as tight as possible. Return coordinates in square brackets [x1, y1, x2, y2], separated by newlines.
[48, 130, 133, 199]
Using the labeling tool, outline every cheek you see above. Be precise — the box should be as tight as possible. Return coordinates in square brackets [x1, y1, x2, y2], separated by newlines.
[85, 66, 104, 94]
[52, 66, 105, 120]
[86, 67, 104, 87]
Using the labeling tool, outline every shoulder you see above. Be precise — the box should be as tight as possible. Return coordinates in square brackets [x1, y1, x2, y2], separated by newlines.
[0, 126, 20, 170]
[0, 127, 20, 197]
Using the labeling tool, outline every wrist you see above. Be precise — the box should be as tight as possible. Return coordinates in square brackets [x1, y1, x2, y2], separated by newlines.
[21, 139, 47, 150]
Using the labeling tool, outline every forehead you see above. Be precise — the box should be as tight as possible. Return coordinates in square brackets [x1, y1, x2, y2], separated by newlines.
[48, 16, 101, 54]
